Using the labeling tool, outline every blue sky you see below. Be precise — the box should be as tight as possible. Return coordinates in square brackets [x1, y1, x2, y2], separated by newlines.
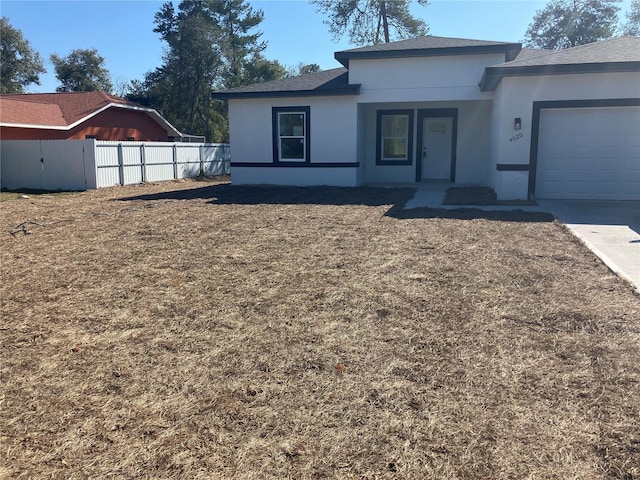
[1, 0, 634, 93]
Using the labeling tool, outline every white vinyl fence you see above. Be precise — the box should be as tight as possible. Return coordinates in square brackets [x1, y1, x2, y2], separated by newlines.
[1, 139, 230, 191]
[95, 141, 230, 188]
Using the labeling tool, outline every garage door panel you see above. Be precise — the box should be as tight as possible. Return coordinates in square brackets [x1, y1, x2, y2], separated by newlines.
[536, 106, 640, 200]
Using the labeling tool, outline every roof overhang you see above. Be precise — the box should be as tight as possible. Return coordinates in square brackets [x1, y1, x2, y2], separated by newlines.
[335, 43, 522, 67]
[480, 61, 640, 91]
[212, 85, 361, 100]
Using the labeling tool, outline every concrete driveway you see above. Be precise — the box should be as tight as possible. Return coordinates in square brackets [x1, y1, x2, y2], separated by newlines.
[537, 200, 640, 292]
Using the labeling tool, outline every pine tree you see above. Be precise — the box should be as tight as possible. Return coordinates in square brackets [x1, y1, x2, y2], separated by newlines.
[524, 0, 621, 49]
[311, 0, 430, 45]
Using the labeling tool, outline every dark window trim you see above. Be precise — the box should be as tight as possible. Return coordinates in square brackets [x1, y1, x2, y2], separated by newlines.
[497, 163, 530, 171]
[415, 108, 458, 182]
[376, 109, 414, 166]
[213, 87, 360, 100]
[272, 106, 311, 164]
[528, 98, 640, 199]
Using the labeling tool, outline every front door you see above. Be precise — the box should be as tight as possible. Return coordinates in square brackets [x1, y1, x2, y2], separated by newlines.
[417, 109, 457, 182]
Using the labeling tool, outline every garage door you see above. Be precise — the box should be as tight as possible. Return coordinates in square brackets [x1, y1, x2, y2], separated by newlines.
[536, 106, 640, 200]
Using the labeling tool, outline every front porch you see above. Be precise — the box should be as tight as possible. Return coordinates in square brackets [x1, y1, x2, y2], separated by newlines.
[356, 100, 493, 186]
[382, 181, 543, 211]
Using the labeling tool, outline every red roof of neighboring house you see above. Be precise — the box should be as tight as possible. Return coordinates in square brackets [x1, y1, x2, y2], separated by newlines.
[0, 91, 181, 136]
[0, 97, 67, 126]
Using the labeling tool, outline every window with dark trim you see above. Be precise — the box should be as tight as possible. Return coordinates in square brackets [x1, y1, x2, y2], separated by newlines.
[376, 109, 414, 166]
[272, 106, 310, 163]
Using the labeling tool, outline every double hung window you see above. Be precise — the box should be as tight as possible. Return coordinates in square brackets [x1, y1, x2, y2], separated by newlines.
[273, 106, 310, 163]
[376, 110, 414, 165]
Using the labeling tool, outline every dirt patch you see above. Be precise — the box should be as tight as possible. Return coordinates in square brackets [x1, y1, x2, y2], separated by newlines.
[443, 186, 538, 207]
[444, 185, 498, 205]
[1, 178, 639, 479]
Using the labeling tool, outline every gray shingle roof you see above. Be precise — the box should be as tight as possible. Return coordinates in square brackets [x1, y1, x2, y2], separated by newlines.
[211, 68, 359, 99]
[509, 47, 553, 62]
[335, 35, 522, 66]
[480, 36, 640, 91]
[496, 36, 640, 67]
[338, 35, 517, 53]
[213, 36, 640, 98]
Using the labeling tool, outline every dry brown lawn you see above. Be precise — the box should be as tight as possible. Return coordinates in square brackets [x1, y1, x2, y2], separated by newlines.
[1, 177, 639, 479]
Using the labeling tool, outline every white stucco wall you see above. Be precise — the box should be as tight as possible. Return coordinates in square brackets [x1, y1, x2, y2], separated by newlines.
[228, 62, 639, 195]
[361, 101, 492, 185]
[348, 54, 504, 103]
[490, 71, 640, 199]
[230, 166, 358, 186]
[228, 96, 359, 185]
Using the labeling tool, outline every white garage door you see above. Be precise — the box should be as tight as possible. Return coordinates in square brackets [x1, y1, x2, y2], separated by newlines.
[536, 106, 640, 200]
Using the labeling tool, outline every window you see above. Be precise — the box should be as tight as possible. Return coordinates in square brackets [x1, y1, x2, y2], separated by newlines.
[272, 106, 310, 163]
[376, 109, 414, 165]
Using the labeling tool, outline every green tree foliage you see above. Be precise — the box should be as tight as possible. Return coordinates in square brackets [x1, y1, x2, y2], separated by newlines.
[149, 1, 222, 140]
[298, 63, 321, 75]
[0, 17, 46, 94]
[524, 0, 621, 49]
[311, 0, 430, 45]
[50, 48, 113, 92]
[243, 54, 287, 84]
[621, 0, 640, 35]
[287, 63, 321, 77]
[131, 0, 284, 142]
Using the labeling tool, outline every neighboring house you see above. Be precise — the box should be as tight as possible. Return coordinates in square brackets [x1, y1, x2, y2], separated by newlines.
[213, 35, 640, 200]
[0, 91, 182, 142]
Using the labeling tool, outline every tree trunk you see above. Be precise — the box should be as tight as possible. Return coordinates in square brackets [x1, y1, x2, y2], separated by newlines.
[381, 1, 390, 43]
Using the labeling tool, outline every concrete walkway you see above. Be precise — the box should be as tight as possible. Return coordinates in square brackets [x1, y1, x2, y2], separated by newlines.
[404, 185, 640, 292]
[404, 182, 546, 212]
[537, 200, 640, 293]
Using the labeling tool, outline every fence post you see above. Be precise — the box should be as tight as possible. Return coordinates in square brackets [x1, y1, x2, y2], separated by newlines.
[117, 143, 124, 186]
[172, 143, 178, 180]
[199, 144, 204, 176]
[140, 143, 147, 183]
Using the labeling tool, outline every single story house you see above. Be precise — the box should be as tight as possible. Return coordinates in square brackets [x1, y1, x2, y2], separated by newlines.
[213, 35, 640, 200]
[0, 91, 182, 142]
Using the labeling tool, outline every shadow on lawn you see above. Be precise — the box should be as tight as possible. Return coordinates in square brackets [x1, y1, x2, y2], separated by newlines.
[118, 182, 555, 223]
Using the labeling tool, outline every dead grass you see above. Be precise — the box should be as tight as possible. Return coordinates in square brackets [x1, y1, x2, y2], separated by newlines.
[0, 190, 79, 203]
[1, 177, 639, 479]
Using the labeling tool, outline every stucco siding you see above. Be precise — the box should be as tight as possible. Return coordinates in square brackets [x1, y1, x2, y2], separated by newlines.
[231, 167, 358, 186]
[348, 54, 503, 103]
[229, 97, 358, 185]
[229, 97, 357, 164]
[493, 72, 640, 167]
[228, 96, 359, 185]
[489, 71, 640, 199]
[361, 101, 492, 185]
